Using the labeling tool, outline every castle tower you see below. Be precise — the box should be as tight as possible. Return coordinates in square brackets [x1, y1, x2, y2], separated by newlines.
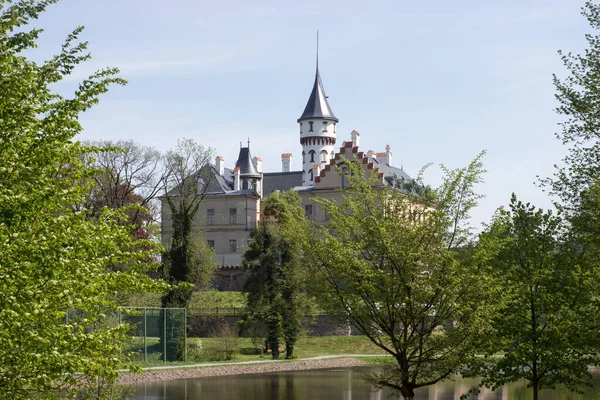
[234, 142, 262, 197]
[298, 61, 338, 186]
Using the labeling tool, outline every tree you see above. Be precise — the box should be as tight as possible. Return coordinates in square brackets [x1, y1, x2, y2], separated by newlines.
[242, 191, 311, 360]
[80, 140, 165, 240]
[308, 154, 495, 400]
[158, 139, 219, 360]
[0, 0, 166, 398]
[474, 195, 600, 400]
[160, 138, 219, 308]
[547, 1, 600, 240]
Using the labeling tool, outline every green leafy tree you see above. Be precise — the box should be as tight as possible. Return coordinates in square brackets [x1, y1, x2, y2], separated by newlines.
[475, 195, 600, 400]
[243, 191, 311, 359]
[0, 0, 166, 398]
[548, 1, 600, 251]
[309, 154, 496, 400]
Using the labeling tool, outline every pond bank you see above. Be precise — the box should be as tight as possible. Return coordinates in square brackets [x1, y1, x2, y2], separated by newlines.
[118, 357, 367, 385]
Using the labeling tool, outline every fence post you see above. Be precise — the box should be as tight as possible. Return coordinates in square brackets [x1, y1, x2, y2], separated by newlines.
[163, 309, 167, 362]
[144, 308, 147, 363]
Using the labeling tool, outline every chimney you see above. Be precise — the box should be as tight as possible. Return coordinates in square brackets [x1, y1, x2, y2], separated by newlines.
[233, 167, 240, 190]
[282, 153, 292, 172]
[253, 156, 262, 173]
[386, 144, 392, 166]
[215, 155, 224, 176]
[367, 150, 375, 160]
[351, 130, 360, 147]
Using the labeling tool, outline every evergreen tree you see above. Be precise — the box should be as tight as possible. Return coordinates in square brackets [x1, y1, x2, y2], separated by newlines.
[243, 191, 311, 359]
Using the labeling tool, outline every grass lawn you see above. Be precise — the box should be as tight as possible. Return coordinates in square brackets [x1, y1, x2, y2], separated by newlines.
[126, 291, 248, 310]
[128, 335, 386, 367]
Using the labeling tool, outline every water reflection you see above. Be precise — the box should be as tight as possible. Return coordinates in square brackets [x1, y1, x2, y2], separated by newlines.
[129, 367, 600, 400]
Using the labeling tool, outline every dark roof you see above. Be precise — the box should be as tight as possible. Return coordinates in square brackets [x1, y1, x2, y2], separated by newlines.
[387, 166, 413, 182]
[235, 147, 261, 179]
[263, 171, 303, 195]
[297, 69, 338, 123]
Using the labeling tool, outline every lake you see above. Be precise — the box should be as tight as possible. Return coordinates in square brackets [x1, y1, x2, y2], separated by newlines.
[128, 366, 600, 399]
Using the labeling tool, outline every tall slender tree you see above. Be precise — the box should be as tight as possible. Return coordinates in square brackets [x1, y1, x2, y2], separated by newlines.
[547, 1, 600, 252]
[160, 138, 218, 308]
[243, 191, 311, 360]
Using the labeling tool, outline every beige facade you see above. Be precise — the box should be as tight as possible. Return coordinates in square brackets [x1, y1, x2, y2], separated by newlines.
[160, 64, 414, 286]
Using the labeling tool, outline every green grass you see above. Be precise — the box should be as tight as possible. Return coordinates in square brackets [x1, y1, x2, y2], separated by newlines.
[125, 290, 248, 309]
[127, 335, 386, 367]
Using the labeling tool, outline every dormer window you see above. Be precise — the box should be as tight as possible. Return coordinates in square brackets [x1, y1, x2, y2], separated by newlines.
[309, 121, 314, 132]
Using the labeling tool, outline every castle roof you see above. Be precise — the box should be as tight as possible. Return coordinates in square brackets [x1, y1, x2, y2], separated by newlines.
[297, 68, 338, 123]
[235, 146, 261, 179]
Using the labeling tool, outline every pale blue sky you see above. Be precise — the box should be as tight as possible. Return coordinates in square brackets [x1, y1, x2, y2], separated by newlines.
[30, 0, 588, 229]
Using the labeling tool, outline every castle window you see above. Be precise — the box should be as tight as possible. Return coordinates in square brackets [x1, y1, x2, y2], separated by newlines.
[333, 123, 336, 133]
[207, 209, 215, 225]
[341, 167, 348, 188]
[309, 169, 314, 181]
[323, 121, 328, 125]
[309, 150, 315, 163]
[320, 150, 328, 163]
[229, 208, 237, 224]
[300, 122, 303, 133]
[229, 239, 237, 253]
[302, 151, 306, 163]
[207, 240, 215, 248]
[309, 121, 314, 132]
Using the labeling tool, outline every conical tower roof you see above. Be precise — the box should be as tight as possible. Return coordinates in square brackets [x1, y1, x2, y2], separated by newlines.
[297, 68, 338, 123]
[235, 146, 261, 179]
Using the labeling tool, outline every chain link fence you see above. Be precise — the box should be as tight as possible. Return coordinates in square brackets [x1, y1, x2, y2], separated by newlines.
[119, 307, 187, 363]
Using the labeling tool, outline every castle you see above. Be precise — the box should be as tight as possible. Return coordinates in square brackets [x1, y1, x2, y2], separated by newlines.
[160, 62, 412, 290]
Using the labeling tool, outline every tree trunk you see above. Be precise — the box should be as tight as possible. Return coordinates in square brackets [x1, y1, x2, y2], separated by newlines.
[400, 385, 414, 400]
[268, 338, 280, 359]
[532, 379, 539, 400]
[285, 339, 294, 359]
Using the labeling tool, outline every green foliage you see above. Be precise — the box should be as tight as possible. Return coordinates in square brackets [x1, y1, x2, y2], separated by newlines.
[548, 1, 600, 240]
[474, 195, 600, 400]
[243, 191, 312, 360]
[160, 139, 219, 309]
[309, 153, 494, 400]
[0, 1, 167, 397]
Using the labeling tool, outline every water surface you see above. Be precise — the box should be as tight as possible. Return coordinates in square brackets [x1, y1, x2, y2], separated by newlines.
[129, 366, 600, 400]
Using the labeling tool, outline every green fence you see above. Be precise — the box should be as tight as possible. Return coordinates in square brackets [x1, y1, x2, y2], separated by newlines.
[120, 307, 187, 363]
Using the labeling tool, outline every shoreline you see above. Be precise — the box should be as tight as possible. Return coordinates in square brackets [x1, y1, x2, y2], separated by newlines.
[118, 357, 366, 385]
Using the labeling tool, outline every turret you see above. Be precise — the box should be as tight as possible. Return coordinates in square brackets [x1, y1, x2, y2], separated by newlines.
[298, 63, 338, 186]
[234, 142, 261, 196]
